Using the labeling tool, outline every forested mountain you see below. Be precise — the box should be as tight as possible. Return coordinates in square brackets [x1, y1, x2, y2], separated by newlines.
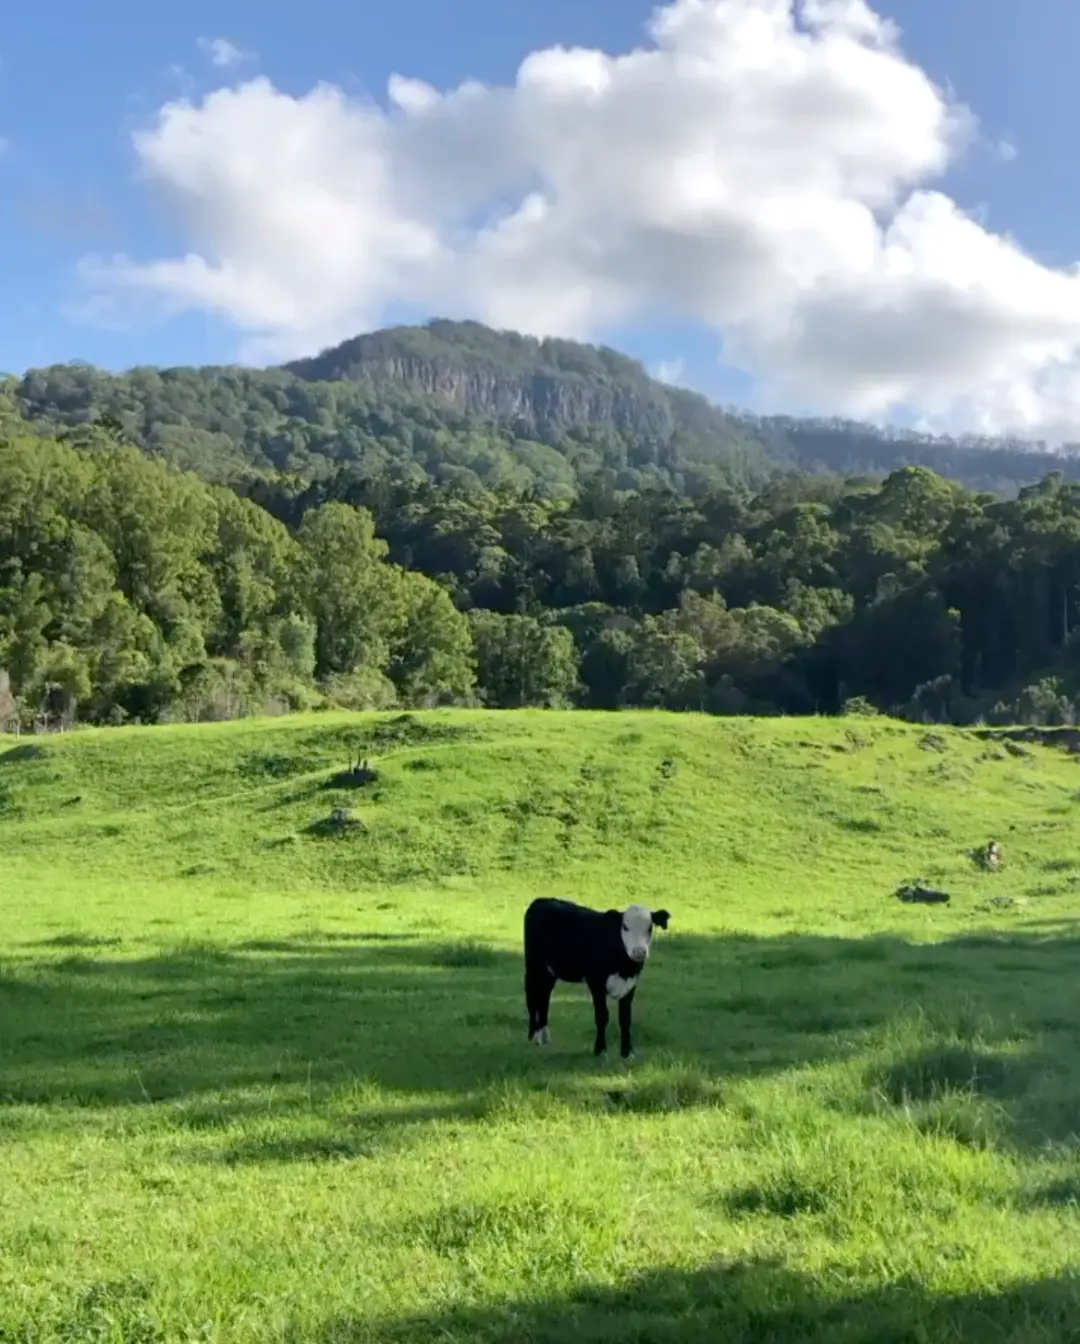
[284, 318, 683, 435]
[6, 318, 1080, 499]
[756, 415, 1080, 499]
[285, 318, 1080, 496]
[3, 323, 776, 499]
[7, 318, 1080, 735]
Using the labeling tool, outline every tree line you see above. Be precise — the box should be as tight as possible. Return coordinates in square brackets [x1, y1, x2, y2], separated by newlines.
[5, 414, 1080, 731]
[0, 432, 476, 729]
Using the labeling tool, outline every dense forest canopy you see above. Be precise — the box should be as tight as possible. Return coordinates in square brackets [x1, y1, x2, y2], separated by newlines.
[5, 318, 1080, 732]
[5, 420, 1080, 731]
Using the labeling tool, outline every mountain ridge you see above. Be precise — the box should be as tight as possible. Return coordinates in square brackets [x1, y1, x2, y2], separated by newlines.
[283, 317, 1080, 475]
[6, 317, 1080, 498]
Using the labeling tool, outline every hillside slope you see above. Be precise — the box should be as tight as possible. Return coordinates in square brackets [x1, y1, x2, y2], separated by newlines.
[6, 708, 1078, 932]
[3, 710, 1080, 1340]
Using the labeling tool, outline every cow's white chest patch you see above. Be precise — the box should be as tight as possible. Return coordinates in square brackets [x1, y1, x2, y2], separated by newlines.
[606, 973, 638, 1000]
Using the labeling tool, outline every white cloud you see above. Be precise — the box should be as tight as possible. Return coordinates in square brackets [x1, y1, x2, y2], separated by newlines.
[82, 0, 1080, 441]
[197, 37, 253, 69]
[653, 357, 687, 387]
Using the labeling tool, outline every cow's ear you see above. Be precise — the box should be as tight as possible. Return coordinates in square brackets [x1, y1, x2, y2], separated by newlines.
[604, 908, 622, 923]
[652, 909, 670, 930]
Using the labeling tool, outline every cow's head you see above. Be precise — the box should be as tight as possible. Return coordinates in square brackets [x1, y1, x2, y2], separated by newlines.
[615, 903, 671, 964]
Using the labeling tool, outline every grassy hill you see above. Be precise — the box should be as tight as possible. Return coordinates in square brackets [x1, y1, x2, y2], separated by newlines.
[3, 709, 1080, 1340]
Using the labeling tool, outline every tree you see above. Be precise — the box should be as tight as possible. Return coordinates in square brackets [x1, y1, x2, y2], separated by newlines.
[387, 570, 476, 705]
[296, 502, 396, 678]
[623, 620, 705, 710]
[0, 667, 17, 729]
[468, 612, 581, 707]
[579, 626, 637, 709]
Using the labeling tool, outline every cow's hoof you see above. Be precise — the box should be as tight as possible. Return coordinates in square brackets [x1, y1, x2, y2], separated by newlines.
[534, 1027, 550, 1046]
[622, 1051, 637, 1062]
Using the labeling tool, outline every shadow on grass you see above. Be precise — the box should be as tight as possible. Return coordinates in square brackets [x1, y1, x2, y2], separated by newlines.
[39, 1257, 1080, 1342]
[0, 743, 46, 765]
[309, 1259, 1080, 1344]
[0, 927, 1077, 1155]
[31, 933, 124, 950]
[1022, 1176, 1080, 1210]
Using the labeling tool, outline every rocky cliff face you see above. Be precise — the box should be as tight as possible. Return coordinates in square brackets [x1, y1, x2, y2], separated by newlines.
[360, 356, 674, 436]
[283, 321, 679, 438]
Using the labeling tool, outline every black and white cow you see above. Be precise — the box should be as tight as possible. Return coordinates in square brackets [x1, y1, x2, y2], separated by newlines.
[523, 897, 671, 1059]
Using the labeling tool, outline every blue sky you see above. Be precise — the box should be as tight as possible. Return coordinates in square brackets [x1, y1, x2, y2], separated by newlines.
[2, 0, 1079, 434]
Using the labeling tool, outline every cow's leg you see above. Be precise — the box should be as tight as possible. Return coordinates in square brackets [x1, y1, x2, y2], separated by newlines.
[589, 980, 609, 1056]
[525, 960, 542, 1040]
[526, 960, 556, 1045]
[618, 987, 637, 1059]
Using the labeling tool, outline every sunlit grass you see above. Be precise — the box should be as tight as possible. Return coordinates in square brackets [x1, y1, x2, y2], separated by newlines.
[1, 709, 1079, 1340]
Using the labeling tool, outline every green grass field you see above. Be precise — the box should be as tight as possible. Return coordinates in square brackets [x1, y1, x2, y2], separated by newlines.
[2, 708, 1080, 1341]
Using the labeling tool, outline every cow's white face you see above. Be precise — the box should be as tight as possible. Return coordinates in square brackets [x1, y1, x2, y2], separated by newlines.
[620, 904, 656, 964]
